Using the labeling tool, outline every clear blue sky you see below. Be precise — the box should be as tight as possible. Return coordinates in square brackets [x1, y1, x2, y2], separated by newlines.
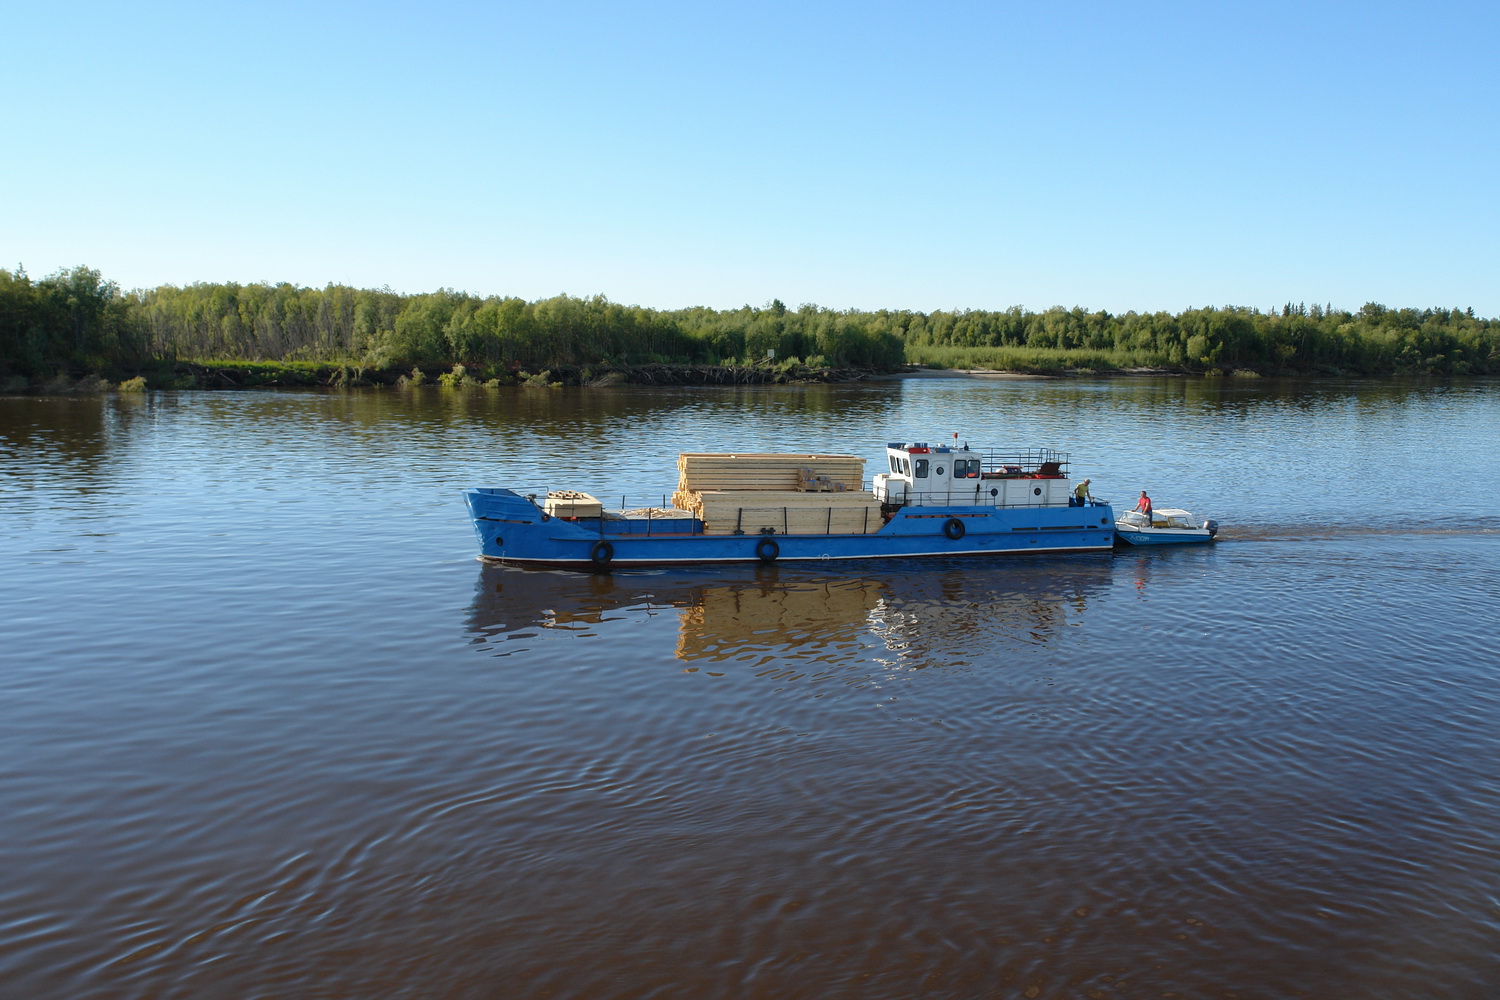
[3, 0, 1496, 315]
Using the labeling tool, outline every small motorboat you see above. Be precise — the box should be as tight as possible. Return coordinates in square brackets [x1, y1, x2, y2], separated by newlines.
[1114, 508, 1219, 545]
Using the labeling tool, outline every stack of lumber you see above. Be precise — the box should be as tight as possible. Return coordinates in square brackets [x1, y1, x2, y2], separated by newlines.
[672, 452, 874, 535]
[677, 453, 864, 493]
[543, 490, 602, 518]
[676, 490, 882, 536]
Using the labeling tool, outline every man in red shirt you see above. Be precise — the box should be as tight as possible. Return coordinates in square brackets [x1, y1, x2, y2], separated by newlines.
[1135, 491, 1153, 521]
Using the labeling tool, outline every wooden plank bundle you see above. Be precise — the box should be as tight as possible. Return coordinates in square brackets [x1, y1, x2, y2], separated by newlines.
[671, 489, 876, 516]
[680, 490, 883, 536]
[673, 454, 876, 535]
[677, 453, 865, 493]
[543, 490, 602, 518]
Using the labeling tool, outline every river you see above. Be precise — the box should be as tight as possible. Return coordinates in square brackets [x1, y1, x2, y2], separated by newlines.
[2, 377, 1498, 999]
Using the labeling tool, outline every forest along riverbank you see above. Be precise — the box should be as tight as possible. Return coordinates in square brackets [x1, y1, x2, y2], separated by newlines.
[4, 360, 888, 392]
[5, 266, 1498, 390]
[2, 360, 1384, 394]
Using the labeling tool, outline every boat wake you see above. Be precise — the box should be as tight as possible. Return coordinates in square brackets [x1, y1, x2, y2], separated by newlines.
[1215, 521, 1500, 542]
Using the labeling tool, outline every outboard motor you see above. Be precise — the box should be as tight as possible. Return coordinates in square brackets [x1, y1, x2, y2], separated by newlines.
[1203, 519, 1219, 537]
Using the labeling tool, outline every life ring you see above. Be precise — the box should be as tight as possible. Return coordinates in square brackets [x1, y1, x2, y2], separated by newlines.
[943, 517, 966, 540]
[755, 537, 780, 563]
[589, 540, 614, 567]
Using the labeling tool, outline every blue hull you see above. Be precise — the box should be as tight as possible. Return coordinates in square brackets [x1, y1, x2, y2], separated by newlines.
[467, 488, 1118, 568]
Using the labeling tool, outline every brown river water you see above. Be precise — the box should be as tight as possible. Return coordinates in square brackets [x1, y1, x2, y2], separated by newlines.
[2, 377, 1498, 999]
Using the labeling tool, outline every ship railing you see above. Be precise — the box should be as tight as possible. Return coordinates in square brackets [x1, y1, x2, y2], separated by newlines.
[517, 490, 707, 536]
[609, 493, 694, 516]
[515, 490, 689, 512]
[970, 447, 1070, 476]
[608, 496, 706, 538]
[894, 487, 1092, 510]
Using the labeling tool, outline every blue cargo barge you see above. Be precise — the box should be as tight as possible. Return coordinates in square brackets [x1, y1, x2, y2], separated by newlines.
[466, 442, 1117, 569]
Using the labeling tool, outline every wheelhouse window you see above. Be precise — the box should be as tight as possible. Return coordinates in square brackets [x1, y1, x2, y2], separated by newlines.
[914, 458, 929, 478]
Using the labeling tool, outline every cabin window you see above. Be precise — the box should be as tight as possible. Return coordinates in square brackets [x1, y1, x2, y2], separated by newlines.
[965, 459, 981, 477]
[935, 465, 945, 476]
[902, 458, 911, 475]
[914, 459, 929, 478]
[889, 456, 900, 473]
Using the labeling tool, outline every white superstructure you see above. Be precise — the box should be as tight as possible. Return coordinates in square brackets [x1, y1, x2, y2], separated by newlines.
[871, 442, 1077, 508]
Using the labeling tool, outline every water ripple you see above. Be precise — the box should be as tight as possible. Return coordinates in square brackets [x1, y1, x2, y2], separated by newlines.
[3, 385, 1500, 998]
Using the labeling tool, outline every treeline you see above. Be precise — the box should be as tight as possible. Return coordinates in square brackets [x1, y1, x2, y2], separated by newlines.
[897, 301, 1498, 375]
[1, 266, 140, 379]
[2, 264, 1497, 381]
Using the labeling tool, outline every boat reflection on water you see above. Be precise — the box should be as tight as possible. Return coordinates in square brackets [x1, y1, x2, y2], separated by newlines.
[467, 556, 1116, 670]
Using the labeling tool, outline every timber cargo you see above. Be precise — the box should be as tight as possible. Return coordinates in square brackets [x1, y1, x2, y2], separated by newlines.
[676, 453, 865, 492]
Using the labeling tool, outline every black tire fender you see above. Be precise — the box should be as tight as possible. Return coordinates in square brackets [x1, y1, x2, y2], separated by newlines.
[943, 517, 966, 540]
[589, 540, 614, 567]
[755, 537, 780, 563]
